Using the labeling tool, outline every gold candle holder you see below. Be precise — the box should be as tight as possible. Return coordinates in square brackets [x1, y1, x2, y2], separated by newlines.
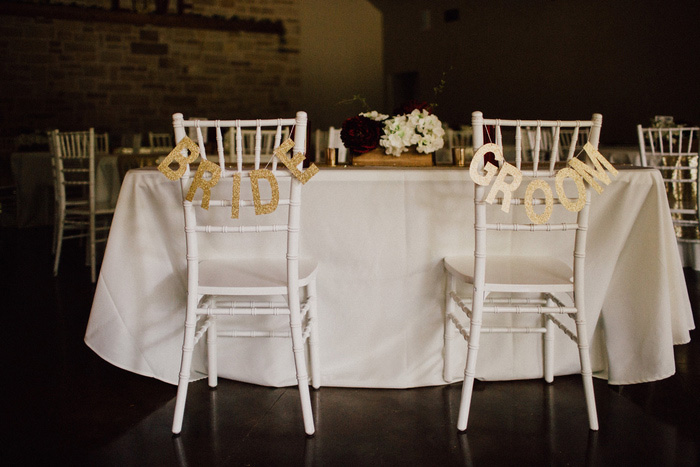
[325, 148, 337, 167]
[452, 148, 467, 167]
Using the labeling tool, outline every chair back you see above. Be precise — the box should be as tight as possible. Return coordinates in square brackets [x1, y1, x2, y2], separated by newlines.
[559, 127, 589, 154]
[171, 111, 308, 288]
[226, 127, 289, 167]
[149, 131, 173, 150]
[637, 124, 700, 239]
[524, 126, 555, 159]
[95, 132, 110, 155]
[637, 125, 699, 166]
[50, 128, 96, 211]
[328, 127, 348, 164]
[314, 128, 329, 163]
[475, 112, 602, 176]
[446, 127, 473, 149]
[470, 111, 603, 289]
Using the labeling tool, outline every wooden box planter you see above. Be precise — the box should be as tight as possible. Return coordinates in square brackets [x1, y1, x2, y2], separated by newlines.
[351, 147, 433, 167]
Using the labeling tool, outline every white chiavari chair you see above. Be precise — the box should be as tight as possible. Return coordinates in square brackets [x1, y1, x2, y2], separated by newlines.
[446, 127, 474, 149]
[637, 124, 700, 242]
[49, 128, 115, 283]
[523, 125, 554, 162]
[148, 131, 173, 150]
[169, 111, 320, 436]
[328, 127, 348, 164]
[94, 132, 109, 156]
[226, 127, 289, 166]
[314, 128, 329, 164]
[446, 127, 475, 162]
[443, 111, 602, 432]
[559, 127, 589, 154]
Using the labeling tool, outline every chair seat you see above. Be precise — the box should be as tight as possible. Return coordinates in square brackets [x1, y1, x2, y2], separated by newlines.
[198, 257, 318, 295]
[444, 255, 573, 293]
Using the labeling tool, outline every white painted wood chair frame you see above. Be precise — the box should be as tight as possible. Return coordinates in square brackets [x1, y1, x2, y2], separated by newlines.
[227, 127, 289, 166]
[50, 128, 114, 283]
[637, 125, 700, 241]
[443, 111, 602, 432]
[170, 111, 320, 437]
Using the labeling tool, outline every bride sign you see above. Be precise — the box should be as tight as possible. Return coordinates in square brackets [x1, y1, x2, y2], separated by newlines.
[158, 137, 319, 217]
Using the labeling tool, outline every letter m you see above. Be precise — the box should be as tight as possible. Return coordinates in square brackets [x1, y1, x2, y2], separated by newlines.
[568, 142, 619, 194]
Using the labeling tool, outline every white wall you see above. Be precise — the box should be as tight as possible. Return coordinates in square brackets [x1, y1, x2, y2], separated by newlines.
[300, 0, 384, 132]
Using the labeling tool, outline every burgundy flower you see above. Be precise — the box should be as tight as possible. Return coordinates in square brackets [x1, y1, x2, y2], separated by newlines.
[395, 100, 433, 116]
[340, 115, 382, 154]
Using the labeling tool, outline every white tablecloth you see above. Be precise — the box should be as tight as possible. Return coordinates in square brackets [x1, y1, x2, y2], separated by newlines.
[85, 166, 694, 388]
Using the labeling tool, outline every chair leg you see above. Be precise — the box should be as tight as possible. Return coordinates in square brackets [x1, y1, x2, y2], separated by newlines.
[289, 301, 315, 436]
[89, 213, 97, 283]
[53, 210, 65, 276]
[172, 310, 198, 435]
[307, 280, 321, 390]
[543, 296, 555, 383]
[207, 317, 218, 388]
[543, 316, 554, 383]
[52, 203, 60, 255]
[575, 313, 599, 431]
[443, 273, 457, 382]
[457, 292, 483, 432]
[457, 330, 481, 431]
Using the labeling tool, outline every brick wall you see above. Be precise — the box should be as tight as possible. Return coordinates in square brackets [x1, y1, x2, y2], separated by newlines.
[0, 0, 300, 147]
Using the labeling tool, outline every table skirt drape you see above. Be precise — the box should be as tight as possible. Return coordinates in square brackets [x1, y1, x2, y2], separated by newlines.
[85, 167, 694, 388]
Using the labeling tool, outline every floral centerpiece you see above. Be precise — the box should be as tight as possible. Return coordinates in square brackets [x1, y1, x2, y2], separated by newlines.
[340, 100, 445, 166]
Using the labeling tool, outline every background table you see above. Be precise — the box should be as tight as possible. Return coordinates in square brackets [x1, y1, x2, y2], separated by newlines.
[86, 166, 694, 388]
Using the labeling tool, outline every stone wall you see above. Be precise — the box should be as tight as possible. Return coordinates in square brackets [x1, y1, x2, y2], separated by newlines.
[0, 0, 300, 146]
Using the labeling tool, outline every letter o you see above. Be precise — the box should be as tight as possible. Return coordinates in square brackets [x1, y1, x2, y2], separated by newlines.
[525, 179, 553, 224]
[555, 167, 586, 212]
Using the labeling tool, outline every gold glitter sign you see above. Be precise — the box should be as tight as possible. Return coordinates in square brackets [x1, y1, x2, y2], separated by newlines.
[469, 142, 618, 224]
[186, 158, 221, 209]
[250, 169, 280, 215]
[158, 136, 319, 217]
[158, 137, 200, 180]
[274, 138, 319, 184]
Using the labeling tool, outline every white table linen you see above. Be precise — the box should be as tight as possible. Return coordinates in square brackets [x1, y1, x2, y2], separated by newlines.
[85, 167, 694, 388]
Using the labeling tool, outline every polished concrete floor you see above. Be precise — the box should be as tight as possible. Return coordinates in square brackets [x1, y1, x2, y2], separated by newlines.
[3, 226, 700, 466]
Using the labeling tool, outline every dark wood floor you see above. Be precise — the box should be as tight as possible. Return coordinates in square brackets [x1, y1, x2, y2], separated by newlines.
[3, 225, 700, 466]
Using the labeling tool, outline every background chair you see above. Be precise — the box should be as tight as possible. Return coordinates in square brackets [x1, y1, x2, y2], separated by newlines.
[444, 127, 474, 165]
[559, 127, 589, 154]
[637, 124, 700, 243]
[328, 127, 348, 164]
[314, 128, 329, 164]
[50, 128, 115, 283]
[224, 126, 289, 166]
[443, 111, 602, 432]
[446, 127, 473, 149]
[94, 132, 110, 156]
[523, 125, 555, 162]
[148, 131, 173, 151]
[170, 111, 320, 436]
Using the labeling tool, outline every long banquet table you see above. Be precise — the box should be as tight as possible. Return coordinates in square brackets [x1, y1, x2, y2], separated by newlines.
[85, 166, 694, 388]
